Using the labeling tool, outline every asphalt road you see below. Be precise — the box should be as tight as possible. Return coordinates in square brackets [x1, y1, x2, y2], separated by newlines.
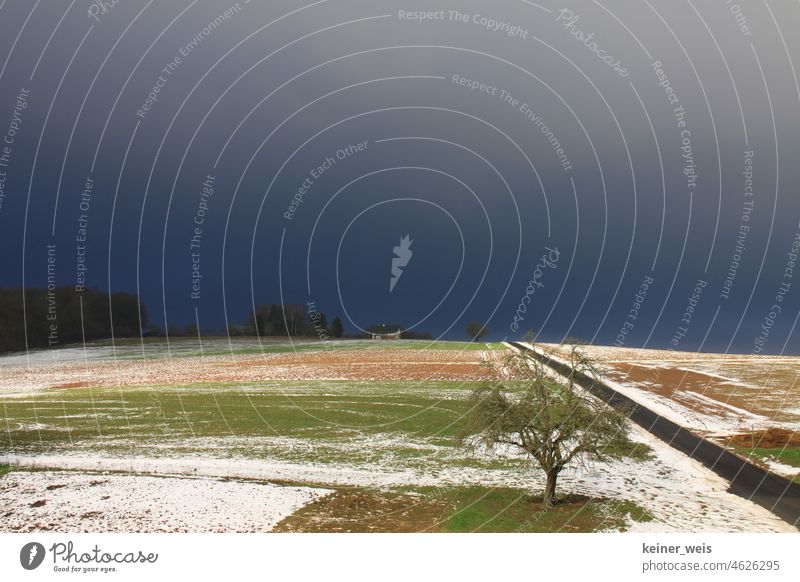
[508, 342, 800, 529]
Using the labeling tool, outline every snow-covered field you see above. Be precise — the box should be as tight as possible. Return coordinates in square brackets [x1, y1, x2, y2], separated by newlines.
[1, 340, 797, 533]
[537, 343, 800, 435]
[0, 470, 331, 532]
[3, 418, 795, 533]
[0, 338, 326, 367]
[0, 346, 495, 394]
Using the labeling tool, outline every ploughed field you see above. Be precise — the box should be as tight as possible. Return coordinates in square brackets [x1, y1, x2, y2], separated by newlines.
[0, 339, 795, 532]
[0, 339, 501, 393]
[539, 343, 800, 482]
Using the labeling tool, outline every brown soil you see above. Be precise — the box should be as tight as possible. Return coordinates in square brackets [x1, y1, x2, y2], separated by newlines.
[273, 489, 450, 533]
[722, 428, 800, 449]
[604, 363, 718, 397]
[539, 343, 800, 423]
[8, 348, 495, 392]
[603, 363, 755, 418]
[53, 382, 88, 389]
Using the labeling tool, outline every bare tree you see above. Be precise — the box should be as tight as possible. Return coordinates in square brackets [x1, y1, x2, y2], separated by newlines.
[460, 338, 638, 507]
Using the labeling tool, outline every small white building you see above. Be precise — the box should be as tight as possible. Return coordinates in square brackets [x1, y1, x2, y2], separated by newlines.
[371, 329, 402, 340]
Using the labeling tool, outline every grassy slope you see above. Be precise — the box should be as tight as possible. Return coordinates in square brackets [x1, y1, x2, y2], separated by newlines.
[441, 487, 653, 533]
[0, 381, 536, 472]
[0, 378, 650, 466]
[14, 338, 503, 360]
[733, 446, 800, 483]
[1, 381, 479, 450]
[274, 486, 653, 533]
[0, 342, 656, 532]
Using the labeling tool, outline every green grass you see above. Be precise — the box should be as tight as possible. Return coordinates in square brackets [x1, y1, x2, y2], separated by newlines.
[274, 484, 654, 533]
[0, 342, 662, 532]
[437, 487, 653, 532]
[31, 337, 502, 360]
[0, 380, 533, 446]
[383, 341, 503, 350]
[0, 381, 484, 461]
[199, 340, 503, 356]
[99, 338, 344, 359]
[0, 379, 650, 474]
[199, 344, 333, 356]
[0, 464, 11, 478]
[733, 446, 800, 472]
[1, 375, 658, 532]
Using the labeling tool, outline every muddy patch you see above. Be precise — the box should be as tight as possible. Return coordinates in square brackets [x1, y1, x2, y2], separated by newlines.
[722, 428, 800, 449]
[273, 488, 450, 533]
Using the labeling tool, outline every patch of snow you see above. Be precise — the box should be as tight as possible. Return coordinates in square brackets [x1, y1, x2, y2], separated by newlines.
[0, 471, 331, 533]
[762, 459, 800, 480]
[517, 341, 790, 432]
[3, 435, 796, 533]
[681, 390, 769, 421]
[674, 367, 742, 385]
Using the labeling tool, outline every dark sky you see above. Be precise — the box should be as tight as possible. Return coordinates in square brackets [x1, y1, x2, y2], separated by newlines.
[1, 0, 799, 353]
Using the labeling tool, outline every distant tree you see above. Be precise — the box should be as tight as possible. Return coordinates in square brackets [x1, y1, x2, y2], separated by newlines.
[314, 311, 328, 332]
[227, 324, 246, 337]
[0, 287, 146, 353]
[284, 304, 305, 336]
[331, 316, 343, 338]
[201, 325, 219, 337]
[244, 310, 259, 336]
[144, 323, 163, 337]
[460, 339, 639, 507]
[108, 292, 145, 337]
[465, 322, 488, 341]
[268, 304, 285, 335]
[246, 303, 309, 337]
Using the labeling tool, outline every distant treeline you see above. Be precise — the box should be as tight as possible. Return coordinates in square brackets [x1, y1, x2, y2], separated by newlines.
[0, 289, 432, 353]
[236, 305, 432, 340]
[239, 303, 344, 338]
[0, 287, 145, 353]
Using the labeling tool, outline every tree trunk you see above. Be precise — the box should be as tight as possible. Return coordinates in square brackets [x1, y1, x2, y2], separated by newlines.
[543, 468, 559, 508]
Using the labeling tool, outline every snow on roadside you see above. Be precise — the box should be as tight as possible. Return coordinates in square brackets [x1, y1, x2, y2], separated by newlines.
[606, 424, 795, 533]
[495, 343, 797, 532]
[762, 459, 800, 480]
[3, 436, 796, 533]
[0, 471, 331, 533]
[515, 342, 767, 435]
[1, 342, 795, 533]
